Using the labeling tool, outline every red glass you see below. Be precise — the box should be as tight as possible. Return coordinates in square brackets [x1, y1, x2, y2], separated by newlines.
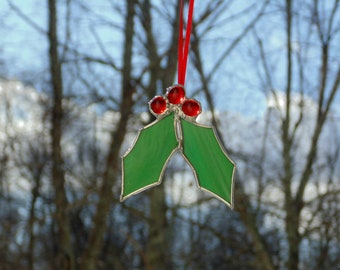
[182, 99, 201, 117]
[166, 86, 185, 104]
[150, 96, 167, 115]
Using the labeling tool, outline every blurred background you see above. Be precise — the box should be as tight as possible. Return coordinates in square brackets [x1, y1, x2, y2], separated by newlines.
[0, 1, 339, 269]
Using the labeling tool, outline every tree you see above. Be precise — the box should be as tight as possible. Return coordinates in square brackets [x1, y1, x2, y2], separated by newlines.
[78, 0, 137, 268]
[1, 0, 339, 269]
[48, 0, 75, 268]
[225, 0, 340, 269]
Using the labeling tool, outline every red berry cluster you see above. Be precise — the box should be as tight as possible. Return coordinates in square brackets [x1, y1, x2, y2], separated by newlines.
[149, 85, 201, 118]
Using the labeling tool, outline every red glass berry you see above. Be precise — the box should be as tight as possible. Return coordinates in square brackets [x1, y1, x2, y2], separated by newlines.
[182, 99, 201, 117]
[166, 86, 185, 104]
[149, 96, 167, 115]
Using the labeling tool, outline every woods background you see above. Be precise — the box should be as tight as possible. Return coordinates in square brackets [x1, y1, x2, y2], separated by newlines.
[0, 0, 339, 269]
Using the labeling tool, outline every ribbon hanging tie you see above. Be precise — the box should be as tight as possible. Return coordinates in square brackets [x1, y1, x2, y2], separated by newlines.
[177, 0, 195, 85]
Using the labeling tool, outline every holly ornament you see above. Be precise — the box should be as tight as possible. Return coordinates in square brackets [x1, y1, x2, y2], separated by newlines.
[120, 0, 235, 208]
[121, 85, 235, 207]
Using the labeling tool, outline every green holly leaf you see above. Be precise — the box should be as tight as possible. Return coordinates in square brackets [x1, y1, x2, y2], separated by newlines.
[180, 119, 235, 207]
[121, 110, 235, 207]
[121, 113, 178, 201]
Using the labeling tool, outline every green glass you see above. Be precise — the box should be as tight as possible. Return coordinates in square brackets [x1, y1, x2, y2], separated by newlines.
[181, 119, 235, 206]
[121, 113, 177, 200]
[121, 111, 235, 207]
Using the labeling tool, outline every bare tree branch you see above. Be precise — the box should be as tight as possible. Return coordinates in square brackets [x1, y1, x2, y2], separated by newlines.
[7, 0, 46, 35]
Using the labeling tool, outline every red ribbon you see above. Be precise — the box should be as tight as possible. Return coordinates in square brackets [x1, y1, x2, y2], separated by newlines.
[177, 0, 195, 86]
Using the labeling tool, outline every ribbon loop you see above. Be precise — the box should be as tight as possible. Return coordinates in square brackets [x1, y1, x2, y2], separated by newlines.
[177, 0, 195, 85]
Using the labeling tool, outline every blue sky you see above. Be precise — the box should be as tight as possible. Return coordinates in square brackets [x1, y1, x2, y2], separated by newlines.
[0, 1, 339, 120]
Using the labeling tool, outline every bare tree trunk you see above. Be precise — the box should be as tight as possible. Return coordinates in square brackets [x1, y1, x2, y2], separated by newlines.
[48, 0, 74, 269]
[281, 1, 301, 269]
[235, 183, 275, 270]
[281, 1, 340, 269]
[140, 1, 180, 269]
[79, 1, 136, 269]
[27, 173, 41, 270]
[145, 188, 170, 270]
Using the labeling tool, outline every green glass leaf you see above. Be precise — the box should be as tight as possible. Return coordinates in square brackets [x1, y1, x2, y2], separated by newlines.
[181, 119, 235, 207]
[121, 113, 178, 200]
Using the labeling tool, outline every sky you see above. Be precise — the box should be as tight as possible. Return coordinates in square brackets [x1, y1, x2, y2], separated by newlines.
[0, 1, 268, 118]
[0, 0, 339, 120]
[0, 1, 339, 247]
